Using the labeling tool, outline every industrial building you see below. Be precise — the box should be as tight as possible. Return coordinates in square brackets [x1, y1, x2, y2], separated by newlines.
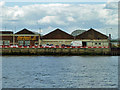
[41, 28, 74, 46]
[14, 28, 40, 46]
[0, 28, 40, 46]
[0, 28, 110, 47]
[74, 28, 109, 47]
[42, 28, 109, 47]
[0, 31, 13, 46]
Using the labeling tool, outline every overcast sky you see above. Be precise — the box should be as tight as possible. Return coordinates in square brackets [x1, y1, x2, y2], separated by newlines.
[0, 0, 118, 39]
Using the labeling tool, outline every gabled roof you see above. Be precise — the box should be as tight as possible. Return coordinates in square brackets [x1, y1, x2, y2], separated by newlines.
[75, 28, 108, 39]
[42, 28, 74, 39]
[0, 31, 13, 34]
[15, 28, 35, 34]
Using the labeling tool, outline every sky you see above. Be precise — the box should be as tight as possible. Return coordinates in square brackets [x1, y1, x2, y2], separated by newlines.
[0, 0, 119, 39]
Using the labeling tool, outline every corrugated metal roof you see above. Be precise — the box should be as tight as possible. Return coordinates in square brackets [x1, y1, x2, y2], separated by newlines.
[75, 28, 108, 39]
[42, 28, 74, 39]
[15, 28, 35, 34]
[0, 31, 13, 34]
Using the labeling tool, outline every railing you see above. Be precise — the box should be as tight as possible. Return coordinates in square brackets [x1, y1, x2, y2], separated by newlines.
[111, 47, 120, 55]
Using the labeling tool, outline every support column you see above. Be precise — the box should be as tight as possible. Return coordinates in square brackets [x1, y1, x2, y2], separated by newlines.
[13, 34, 15, 45]
[38, 34, 41, 46]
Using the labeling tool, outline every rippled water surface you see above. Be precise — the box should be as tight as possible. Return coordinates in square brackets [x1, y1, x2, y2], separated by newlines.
[2, 56, 118, 88]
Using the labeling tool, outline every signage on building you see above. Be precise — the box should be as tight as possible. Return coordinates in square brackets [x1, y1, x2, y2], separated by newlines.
[17, 36, 36, 40]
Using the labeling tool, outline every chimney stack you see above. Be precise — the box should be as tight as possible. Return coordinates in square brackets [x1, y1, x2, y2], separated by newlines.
[109, 34, 111, 40]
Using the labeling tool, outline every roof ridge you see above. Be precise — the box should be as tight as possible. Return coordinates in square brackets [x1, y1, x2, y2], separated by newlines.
[42, 28, 73, 39]
[15, 28, 35, 34]
[75, 28, 108, 39]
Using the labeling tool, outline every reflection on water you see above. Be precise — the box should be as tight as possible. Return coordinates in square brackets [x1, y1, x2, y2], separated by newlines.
[2, 56, 118, 88]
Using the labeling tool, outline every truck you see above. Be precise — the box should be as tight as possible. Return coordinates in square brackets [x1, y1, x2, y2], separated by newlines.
[71, 41, 82, 46]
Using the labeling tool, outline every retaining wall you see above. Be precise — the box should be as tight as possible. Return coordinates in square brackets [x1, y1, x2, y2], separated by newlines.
[0, 48, 111, 55]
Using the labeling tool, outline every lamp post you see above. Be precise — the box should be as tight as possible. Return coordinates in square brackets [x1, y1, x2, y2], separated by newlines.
[107, 28, 112, 48]
[38, 28, 42, 46]
[13, 26, 16, 45]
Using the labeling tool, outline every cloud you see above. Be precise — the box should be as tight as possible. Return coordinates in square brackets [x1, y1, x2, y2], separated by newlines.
[105, 2, 118, 9]
[67, 17, 75, 22]
[1, 2, 118, 39]
[38, 16, 67, 25]
[98, 2, 118, 26]
[107, 0, 119, 2]
[38, 16, 56, 23]
[0, 1, 5, 7]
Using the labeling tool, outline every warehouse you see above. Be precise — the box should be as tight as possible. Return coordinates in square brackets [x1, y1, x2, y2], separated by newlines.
[0, 28, 110, 48]
[14, 28, 40, 46]
[74, 28, 109, 47]
[0, 31, 13, 46]
[41, 28, 74, 46]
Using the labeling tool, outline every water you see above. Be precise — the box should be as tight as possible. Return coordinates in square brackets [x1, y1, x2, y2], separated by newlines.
[2, 56, 118, 88]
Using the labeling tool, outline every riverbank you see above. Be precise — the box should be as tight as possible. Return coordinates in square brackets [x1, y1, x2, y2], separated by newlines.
[0, 48, 112, 56]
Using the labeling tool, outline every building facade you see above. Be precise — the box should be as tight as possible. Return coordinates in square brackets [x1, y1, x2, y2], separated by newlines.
[0, 29, 40, 46]
[0, 28, 110, 47]
[41, 28, 74, 46]
[14, 29, 40, 46]
[0, 31, 13, 46]
[74, 28, 109, 47]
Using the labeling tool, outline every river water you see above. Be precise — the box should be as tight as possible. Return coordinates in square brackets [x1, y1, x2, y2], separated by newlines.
[2, 56, 118, 88]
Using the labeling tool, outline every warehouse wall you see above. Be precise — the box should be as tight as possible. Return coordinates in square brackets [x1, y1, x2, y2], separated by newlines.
[41, 39, 73, 45]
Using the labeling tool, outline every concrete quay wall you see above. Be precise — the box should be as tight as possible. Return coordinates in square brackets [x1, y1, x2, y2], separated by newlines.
[0, 48, 111, 55]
